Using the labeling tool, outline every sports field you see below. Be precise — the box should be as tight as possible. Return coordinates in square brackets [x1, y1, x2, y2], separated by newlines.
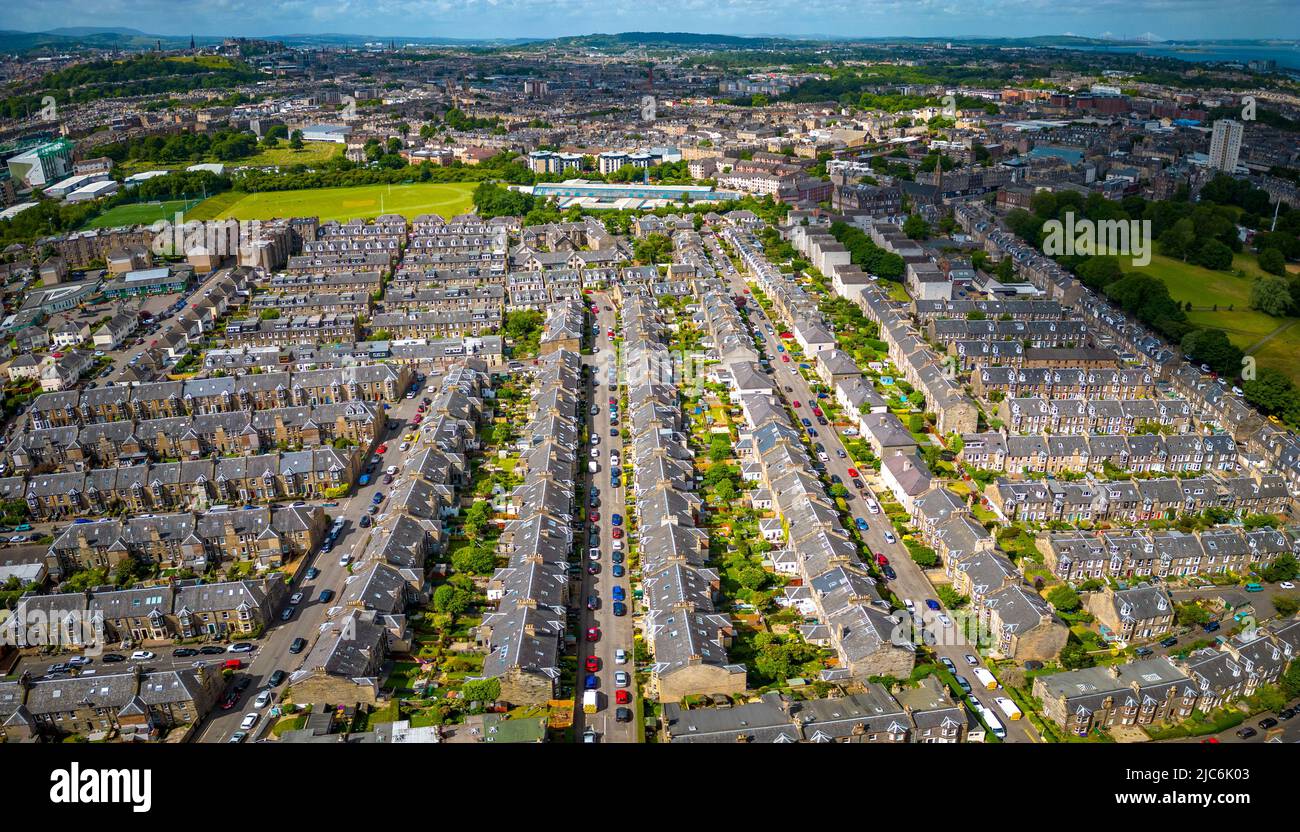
[81, 199, 202, 229]
[186, 182, 478, 223]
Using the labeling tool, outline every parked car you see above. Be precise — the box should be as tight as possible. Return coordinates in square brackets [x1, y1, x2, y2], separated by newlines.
[199, 646, 226, 655]
[228, 642, 254, 653]
[319, 589, 335, 603]
[129, 650, 155, 661]
[239, 712, 260, 731]
[268, 670, 287, 687]
[172, 648, 198, 658]
[289, 637, 308, 654]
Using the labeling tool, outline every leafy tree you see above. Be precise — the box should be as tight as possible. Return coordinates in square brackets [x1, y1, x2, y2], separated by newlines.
[462, 500, 493, 540]
[1175, 602, 1213, 627]
[1251, 274, 1293, 316]
[1258, 247, 1288, 276]
[460, 678, 500, 703]
[1179, 328, 1242, 376]
[1261, 552, 1300, 583]
[1046, 584, 1081, 613]
[289, 130, 303, 150]
[432, 583, 472, 615]
[1274, 595, 1300, 618]
[903, 214, 931, 240]
[1059, 640, 1094, 670]
[452, 544, 496, 575]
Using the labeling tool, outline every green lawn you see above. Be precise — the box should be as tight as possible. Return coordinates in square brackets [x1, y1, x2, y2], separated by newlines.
[1137, 252, 1300, 385]
[188, 181, 477, 223]
[80, 199, 203, 229]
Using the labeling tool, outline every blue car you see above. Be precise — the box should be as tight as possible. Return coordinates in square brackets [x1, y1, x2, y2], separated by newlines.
[925, 599, 941, 611]
[611, 514, 623, 526]
[855, 518, 869, 531]
[611, 477, 620, 489]
[318, 589, 334, 603]
[612, 602, 627, 617]
[612, 564, 626, 577]
[612, 586, 626, 601]
[584, 674, 599, 690]
[305, 567, 320, 579]
[372, 493, 384, 504]
[801, 418, 812, 427]
[610, 428, 619, 437]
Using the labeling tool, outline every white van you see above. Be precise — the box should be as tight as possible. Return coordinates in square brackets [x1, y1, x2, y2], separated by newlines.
[588, 460, 599, 474]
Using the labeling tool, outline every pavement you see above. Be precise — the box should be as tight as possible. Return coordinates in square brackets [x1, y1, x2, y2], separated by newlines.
[710, 232, 1038, 742]
[570, 291, 639, 743]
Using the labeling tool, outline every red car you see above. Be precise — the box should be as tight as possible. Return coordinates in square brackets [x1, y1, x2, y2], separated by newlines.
[811, 407, 823, 417]
[412, 415, 423, 424]
[612, 527, 623, 539]
[792, 400, 801, 408]
[589, 511, 600, 522]
[847, 468, 860, 478]
[585, 655, 600, 672]
[876, 553, 889, 566]
[781, 354, 790, 363]
[608, 397, 616, 405]
[586, 627, 600, 642]
[376, 444, 388, 454]
[615, 689, 632, 705]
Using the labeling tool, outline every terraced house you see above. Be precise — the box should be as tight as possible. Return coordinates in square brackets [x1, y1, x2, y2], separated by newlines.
[45, 505, 326, 574]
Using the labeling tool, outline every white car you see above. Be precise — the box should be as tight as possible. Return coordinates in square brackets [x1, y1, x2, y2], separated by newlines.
[590, 435, 600, 445]
[936, 613, 953, 628]
[338, 554, 352, 567]
[399, 442, 410, 451]
[964, 654, 979, 666]
[1281, 581, 1296, 590]
[254, 690, 274, 709]
[614, 671, 630, 687]
[904, 599, 916, 614]
[588, 548, 601, 561]
[289, 592, 304, 605]
[129, 650, 155, 661]
[239, 712, 260, 731]
[883, 530, 897, 544]
[615, 648, 627, 665]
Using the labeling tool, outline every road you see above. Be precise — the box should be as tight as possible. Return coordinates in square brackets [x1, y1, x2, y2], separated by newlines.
[570, 291, 639, 743]
[710, 231, 1037, 742]
[193, 390, 425, 742]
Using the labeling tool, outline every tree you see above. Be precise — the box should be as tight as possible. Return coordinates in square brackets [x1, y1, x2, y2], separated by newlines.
[460, 678, 500, 703]
[1059, 641, 1094, 670]
[903, 213, 931, 240]
[452, 544, 496, 575]
[714, 478, 737, 503]
[1274, 595, 1300, 618]
[1284, 658, 1300, 700]
[432, 583, 472, 615]
[1259, 247, 1288, 276]
[1179, 328, 1242, 376]
[1250, 274, 1293, 317]
[288, 130, 303, 150]
[1192, 238, 1234, 270]
[1261, 552, 1300, 583]
[1046, 584, 1081, 613]
[1160, 218, 1196, 260]
[462, 500, 493, 539]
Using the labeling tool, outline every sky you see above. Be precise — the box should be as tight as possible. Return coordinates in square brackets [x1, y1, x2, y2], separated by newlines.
[7, 0, 1300, 42]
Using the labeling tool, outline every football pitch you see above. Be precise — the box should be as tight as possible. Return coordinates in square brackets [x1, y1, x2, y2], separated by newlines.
[187, 182, 478, 223]
[81, 199, 203, 229]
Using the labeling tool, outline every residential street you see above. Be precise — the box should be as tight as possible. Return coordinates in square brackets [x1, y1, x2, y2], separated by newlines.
[713, 235, 1038, 742]
[571, 292, 639, 743]
[192, 391, 424, 742]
